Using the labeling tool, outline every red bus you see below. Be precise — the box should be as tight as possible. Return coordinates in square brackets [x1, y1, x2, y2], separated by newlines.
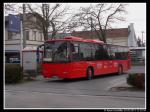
[37, 36, 131, 80]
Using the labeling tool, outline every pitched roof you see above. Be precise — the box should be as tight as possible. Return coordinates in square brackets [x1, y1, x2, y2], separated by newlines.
[71, 28, 129, 39]
[106, 28, 129, 38]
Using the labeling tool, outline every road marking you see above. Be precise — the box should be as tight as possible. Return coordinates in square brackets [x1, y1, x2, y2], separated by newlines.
[5, 89, 145, 99]
[106, 80, 126, 90]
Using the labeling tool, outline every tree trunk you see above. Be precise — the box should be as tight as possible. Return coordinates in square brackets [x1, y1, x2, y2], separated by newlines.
[101, 31, 106, 43]
[43, 26, 48, 41]
[50, 21, 57, 40]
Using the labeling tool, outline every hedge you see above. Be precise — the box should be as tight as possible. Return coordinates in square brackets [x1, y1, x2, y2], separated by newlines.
[127, 73, 145, 89]
[5, 64, 23, 84]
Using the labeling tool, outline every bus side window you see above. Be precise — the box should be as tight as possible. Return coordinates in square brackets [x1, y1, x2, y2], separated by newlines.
[107, 45, 112, 60]
[70, 42, 81, 61]
[103, 45, 110, 60]
[116, 47, 127, 60]
[70, 42, 75, 52]
[109, 46, 116, 60]
[94, 44, 104, 60]
[91, 44, 96, 60]
[124, 47, 129, 59]
[115, 46, 120, 60]
[80, 43, 92, 61]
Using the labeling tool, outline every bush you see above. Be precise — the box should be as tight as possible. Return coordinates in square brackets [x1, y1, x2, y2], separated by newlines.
[5, 64, 23, 84]
[127, 73, 137, 86]
[127, 73, 145, 89]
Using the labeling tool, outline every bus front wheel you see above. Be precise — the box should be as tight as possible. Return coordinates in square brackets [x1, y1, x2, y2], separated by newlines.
[86, 67, 93, 80]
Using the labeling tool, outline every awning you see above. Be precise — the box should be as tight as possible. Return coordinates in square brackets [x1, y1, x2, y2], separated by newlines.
[5, 50, 20, 53]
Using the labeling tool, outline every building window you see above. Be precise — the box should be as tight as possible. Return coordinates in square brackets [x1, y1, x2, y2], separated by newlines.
[39, 32, 41, 41]
[39, 32, 43, 41]
[5, 52, 20, 63]
[8, 32, 12, 40]
[33, 31, 36, 41]
[25, 30, 29, 40]
[35, 33, 38, 41]
[7, 32, 19, 40]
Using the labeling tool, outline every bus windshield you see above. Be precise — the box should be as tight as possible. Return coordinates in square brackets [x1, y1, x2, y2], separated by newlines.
[43, 41, 69, 62]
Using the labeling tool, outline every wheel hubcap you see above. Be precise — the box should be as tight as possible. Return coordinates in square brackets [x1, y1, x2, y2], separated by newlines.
[88, 69, 92, 80]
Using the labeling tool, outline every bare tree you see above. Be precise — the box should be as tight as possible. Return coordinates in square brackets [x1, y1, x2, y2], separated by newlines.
[4, 4, 15, 12]
[4, 3, 17, 14]
[4, 3, 24, 15]
[70, 3, 127, 43]
[27, 3, 70, 40]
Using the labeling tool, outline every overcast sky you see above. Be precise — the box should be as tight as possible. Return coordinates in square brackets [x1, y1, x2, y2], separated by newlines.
[5, 3, 146, 41]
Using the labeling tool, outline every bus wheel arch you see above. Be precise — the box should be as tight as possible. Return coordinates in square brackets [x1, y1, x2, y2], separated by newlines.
[118, 64, 123, 75]
[86, 66, 94, 80]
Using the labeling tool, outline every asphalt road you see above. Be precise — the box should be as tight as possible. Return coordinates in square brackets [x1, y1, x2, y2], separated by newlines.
[4, 66, 146, 109]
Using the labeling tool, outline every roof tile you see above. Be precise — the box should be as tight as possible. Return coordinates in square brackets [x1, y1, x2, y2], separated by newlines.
[72, 28, 129, 39]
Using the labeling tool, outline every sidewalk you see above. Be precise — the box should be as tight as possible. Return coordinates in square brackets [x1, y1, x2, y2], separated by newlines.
[108, 81, 145, 98]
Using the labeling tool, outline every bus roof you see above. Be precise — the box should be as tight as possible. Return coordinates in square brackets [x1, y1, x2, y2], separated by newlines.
[46, 36, 104, 44]
[45, 36, 129, 48]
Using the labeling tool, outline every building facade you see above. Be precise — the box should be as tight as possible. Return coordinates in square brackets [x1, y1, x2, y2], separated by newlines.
[5, 14, 44, 63]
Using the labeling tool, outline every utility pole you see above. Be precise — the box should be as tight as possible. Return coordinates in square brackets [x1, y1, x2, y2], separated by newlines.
[141, 31, 144, 46]
[90, 17, 93, 39]
[23, 4, 26, 49]
[20, 4, 26, 67]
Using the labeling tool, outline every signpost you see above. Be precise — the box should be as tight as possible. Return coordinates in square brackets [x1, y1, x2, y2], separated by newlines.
[8, 14, 22, 66]
[8, 14, 21, 32]
[8, 4, 26, 67]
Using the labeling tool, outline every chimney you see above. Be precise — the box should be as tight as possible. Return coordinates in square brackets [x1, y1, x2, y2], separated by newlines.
[129, 23, 134, 30]
[128, 23, 138, 47]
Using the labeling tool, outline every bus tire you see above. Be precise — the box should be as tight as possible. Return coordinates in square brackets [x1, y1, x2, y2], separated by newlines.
[86, 67, 94, 80]
[118, 65, 123, 75]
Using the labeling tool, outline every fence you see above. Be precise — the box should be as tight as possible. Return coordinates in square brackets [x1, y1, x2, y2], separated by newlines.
[130, 48, 145, 65]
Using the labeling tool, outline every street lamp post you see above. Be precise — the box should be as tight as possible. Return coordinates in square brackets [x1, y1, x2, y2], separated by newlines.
[141, 31, 144, 46]
[20, 4, 26, 67]
[23, 4, 26, 49]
